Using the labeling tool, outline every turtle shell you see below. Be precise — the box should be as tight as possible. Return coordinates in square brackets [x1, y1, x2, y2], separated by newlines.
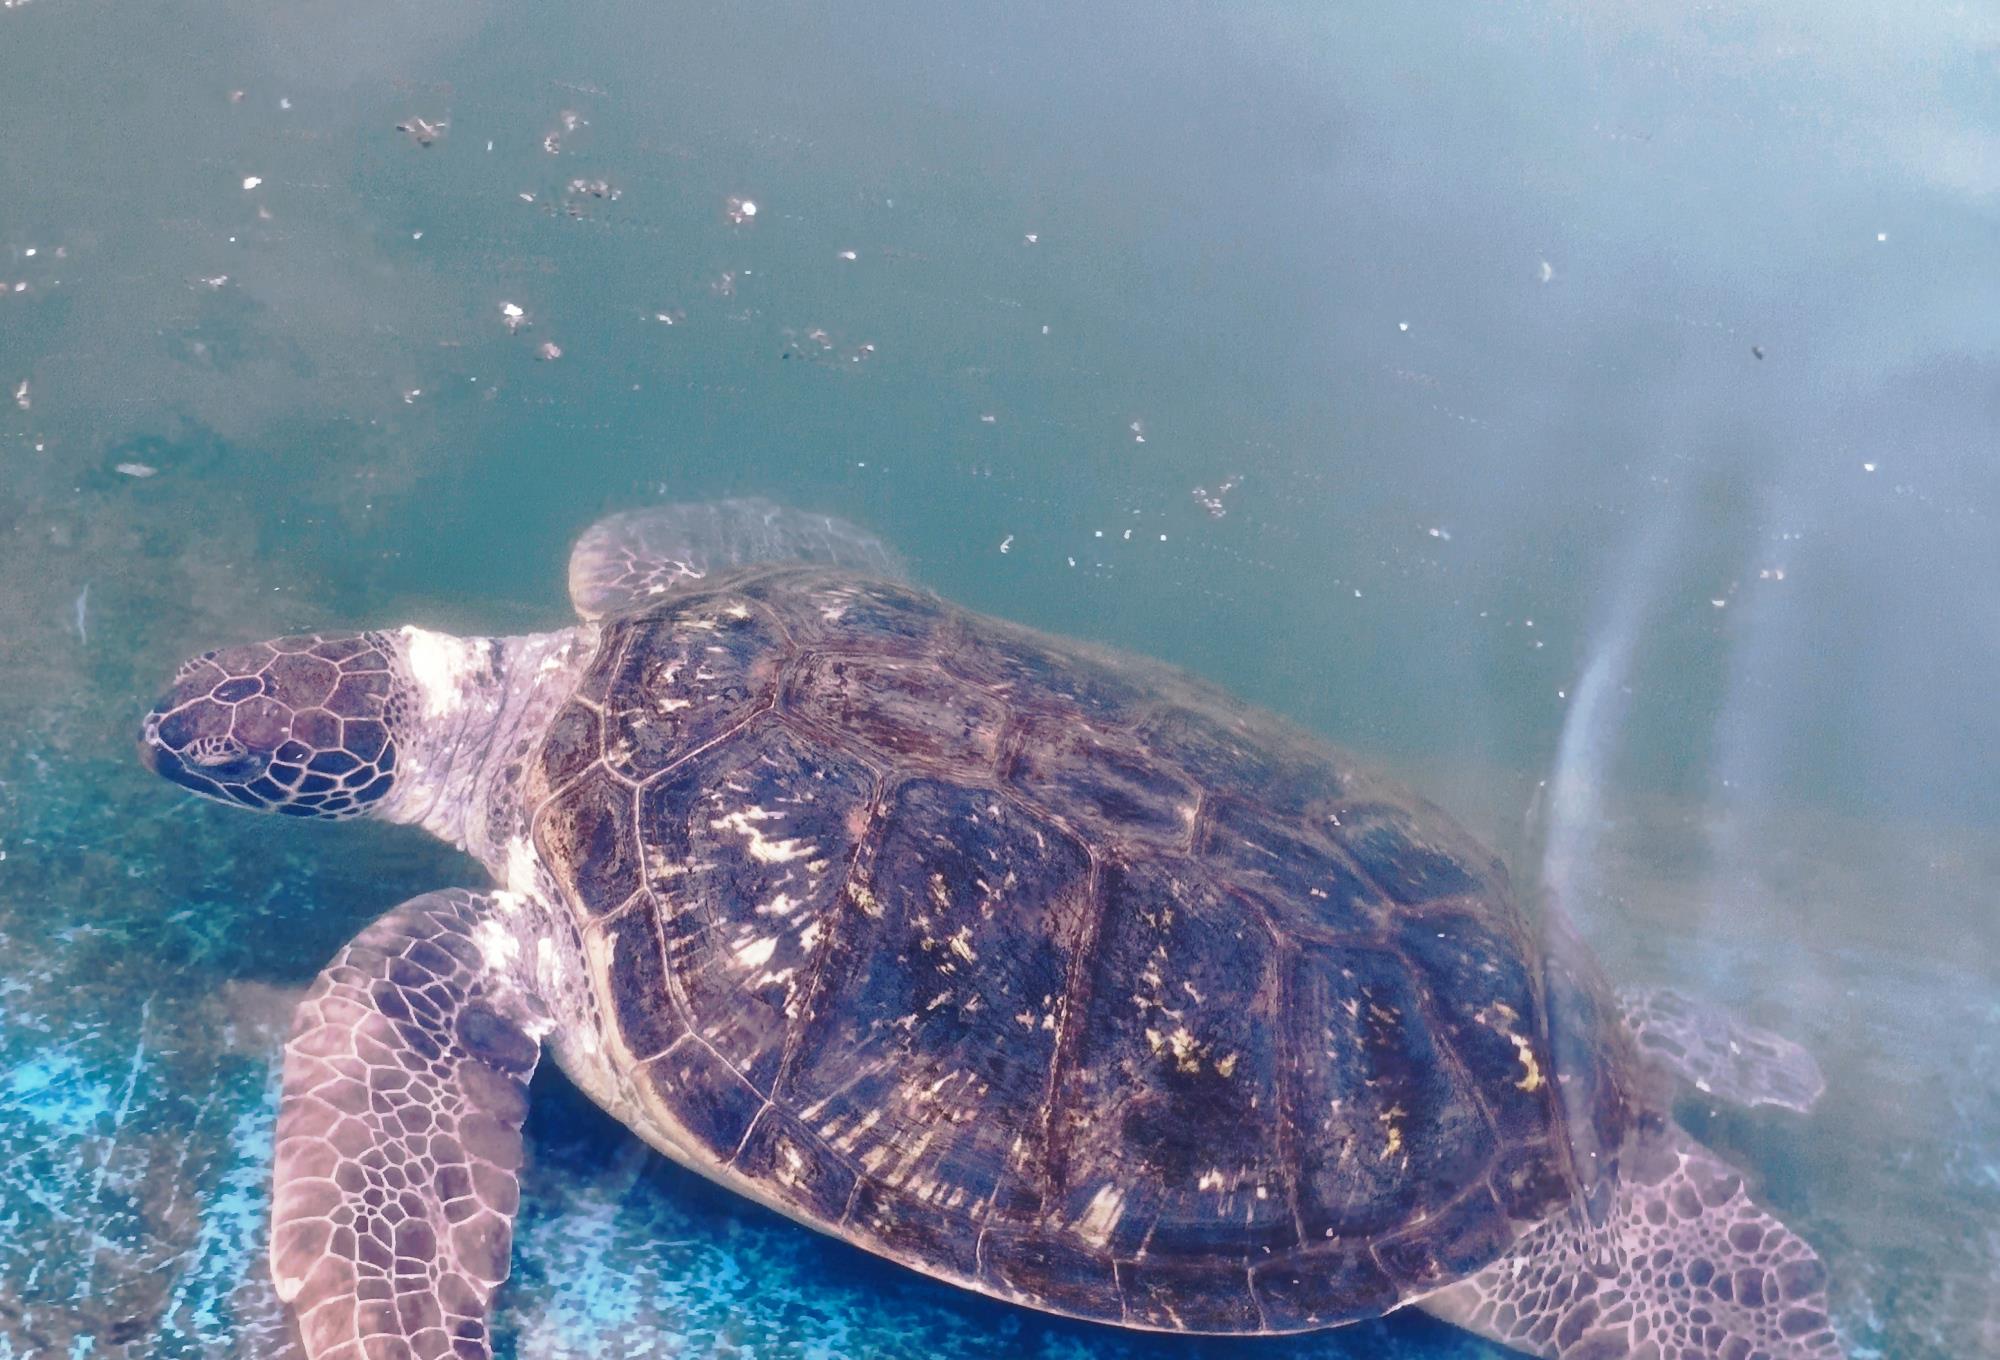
[526, 565, 1637, 1333]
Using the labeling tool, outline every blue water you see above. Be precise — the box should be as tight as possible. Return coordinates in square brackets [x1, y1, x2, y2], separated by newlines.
[2, 1, 1995, 1356]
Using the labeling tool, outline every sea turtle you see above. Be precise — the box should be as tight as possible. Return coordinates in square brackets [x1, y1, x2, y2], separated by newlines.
[139, 501, 1843, 1360]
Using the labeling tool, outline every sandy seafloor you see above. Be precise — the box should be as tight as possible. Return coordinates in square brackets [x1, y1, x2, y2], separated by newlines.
[2, 1, 1996, 1357]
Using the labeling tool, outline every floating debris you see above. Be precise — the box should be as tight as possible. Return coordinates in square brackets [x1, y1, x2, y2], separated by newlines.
[241, 175, 262, 191]
[725, 196, 758, 225]
[74, 584, 89, 644]
[1538, 259, 1554, 283]
[542, 110, 586, 156]
[402, 389, 422, 404]
[535, 341, 563, 361]
[196, 274, 230, 289]
[567, 178, 620, 201]
[653, 308, 683, 325]
[115, 462, 158, 478]
[1191, 475, 1241, 518]
[710, 272, 736, 298]
[1023, 232, 1039, 245]
[979, 413, 997, 424]
[500, 301, 528, 332]
[396, 117, 447, 148]
[1751, 345, 1766, 360]
[837, 249, 858, 262]
[12, 379, 27, 410]
[998, 535, 1014, 554]
[1129, 419, 1146, 444]
[778, 327, 873, 367]
[1427, 525, 1452, 541]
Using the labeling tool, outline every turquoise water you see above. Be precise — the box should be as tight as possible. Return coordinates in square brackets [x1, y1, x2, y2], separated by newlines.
[2, 1, 1995, 1356]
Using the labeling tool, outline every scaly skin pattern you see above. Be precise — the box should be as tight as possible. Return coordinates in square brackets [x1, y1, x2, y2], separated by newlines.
[269, 890, 547, 1360]
[1421, 1126, 1841, 1360]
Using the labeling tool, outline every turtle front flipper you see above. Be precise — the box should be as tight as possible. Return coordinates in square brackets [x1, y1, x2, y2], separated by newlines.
[272, 890, 546, 1360]
[1619, 985, 1826, 1114]
[1420, 1126, 1843, 1359]
[567, 497, 907, 618]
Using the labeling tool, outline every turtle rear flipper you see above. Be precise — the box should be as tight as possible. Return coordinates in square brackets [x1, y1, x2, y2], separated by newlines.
[1620, 985, 1826, 1114]
[272, 890, 545, 1360]
[567, 498, 907, 619]
[1421, 1126, 1843, 1359]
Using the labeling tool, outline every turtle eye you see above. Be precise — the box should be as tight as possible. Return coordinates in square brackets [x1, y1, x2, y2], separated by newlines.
[186, 734, 253, 770]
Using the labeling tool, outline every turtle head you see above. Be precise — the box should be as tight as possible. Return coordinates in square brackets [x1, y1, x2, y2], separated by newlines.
[140, 632, 403, 819]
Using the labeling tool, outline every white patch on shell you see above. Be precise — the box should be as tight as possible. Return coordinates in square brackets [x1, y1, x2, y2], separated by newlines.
[1075, 1184, 1125, 1248]
[709, 806, 813, 864]
[734, 935, 778, 969]
[401, 627, 492, 720]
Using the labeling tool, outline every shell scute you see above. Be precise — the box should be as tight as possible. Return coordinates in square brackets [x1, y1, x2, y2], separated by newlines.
[537, 766, 641, 918]
[730, 1107, 858, 1224]
[846, 1175, 981, 1284]
[782, 654, 1006, 769]
[1197, 798, 1385, 942]
[1137, 704, 1350, 816]
[1051, 858, 1295, 1264]
[601, 901, 683, 1061]
[536, 700, 602, 792]
[1118, 1256, 1262, 1332]
[636, 719, 873, 1092]
[781, 779, 1091, 1236]
[1249, 1242, 1401, 1329]
[977, 1228, 1123, 1323]
[1005, 715, 1198, 846]
[640, 1036, 766, 1164]
[1326, 799, 1502, 905]
[1394, 906, 1554, 1144]
[599, 605, 784, 780]
[946, 619, 1148, 721]
[756, 573, 948, 651]
[1286, 942, 1496, 1242]
[1372, 1182, 1513, 1291]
